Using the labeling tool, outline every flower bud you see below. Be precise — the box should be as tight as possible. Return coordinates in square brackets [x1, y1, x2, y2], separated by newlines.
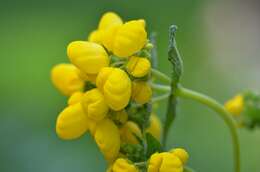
[51, 64, 84, 96]
[88, 30, 103, 44]
[170, 148, 189, 165]
[67, 91, 84, 106]
[78, 70, 97, 83]
[81, 88, 109, 121]
[94, 118, 120, 161]
[132, 81, 152, 105]
[113, 20, 147, 57]
[148, 152, 183, 172]
[56, 103, 88, 140]
[98, 12, 123, 30]
[127, 56, 151, 78]
[96, 67, 131, 111]
[225, 95, 244, 116]
[120, 121, 142, 144]
[111, 158, 138, 172]
[146, 114, 161, 140]
[67, 41, 110, 75]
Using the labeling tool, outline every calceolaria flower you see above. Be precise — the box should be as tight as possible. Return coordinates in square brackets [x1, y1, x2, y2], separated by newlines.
[225, 94, 244, 116]
[51, 64, 84, 96]
[51, 11, 193, 172]
[148, 148, 189, 172]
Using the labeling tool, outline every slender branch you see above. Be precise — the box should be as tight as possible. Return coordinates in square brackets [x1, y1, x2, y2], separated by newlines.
[151, 68, 171, 83]
[184, 166, 196, 172]
[150, 83, 171, 92]
[152, 93, 170, 103]
[176, 86, 240, 172]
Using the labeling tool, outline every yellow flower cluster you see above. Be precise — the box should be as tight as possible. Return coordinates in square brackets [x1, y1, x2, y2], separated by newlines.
[51, 12, 154, 164]
[148, 148, 189, 172]
[225, 94, 244, 116]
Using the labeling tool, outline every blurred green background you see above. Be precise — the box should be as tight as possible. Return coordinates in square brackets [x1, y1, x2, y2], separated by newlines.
[0, 0, 260, 171]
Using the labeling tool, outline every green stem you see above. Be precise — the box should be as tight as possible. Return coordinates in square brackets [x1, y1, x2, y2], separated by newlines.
[150, 83, 171, 92]
[152, 93, 170, 103]
[151, 68, 171, 83]
[176, 86, 240, 172]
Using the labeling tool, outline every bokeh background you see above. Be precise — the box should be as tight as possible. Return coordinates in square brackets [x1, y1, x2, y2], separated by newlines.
[0, 0, 260, 171]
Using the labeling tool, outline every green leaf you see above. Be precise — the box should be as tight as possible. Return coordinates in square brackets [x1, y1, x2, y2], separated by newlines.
[145, 133, 162, 158]
[168, 25, 183, 87]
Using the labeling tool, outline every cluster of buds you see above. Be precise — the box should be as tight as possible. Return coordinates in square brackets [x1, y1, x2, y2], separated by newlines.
[51, 12, 189, 171]
[225, 91, 260, 129]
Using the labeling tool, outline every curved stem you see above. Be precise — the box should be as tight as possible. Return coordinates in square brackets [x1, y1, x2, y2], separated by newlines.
[184, 166, 196, 172]
[176, 86, 240, 172]
[151, 68, 171, 83]
[150, 83, 171, 92]
[152, 93, 170, 103]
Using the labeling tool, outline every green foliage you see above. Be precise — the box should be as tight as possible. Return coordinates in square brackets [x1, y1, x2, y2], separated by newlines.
[145, 133, 162, 159]
[243, 91, 260, 128]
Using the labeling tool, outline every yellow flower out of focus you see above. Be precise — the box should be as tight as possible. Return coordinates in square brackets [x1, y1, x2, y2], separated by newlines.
[56, 103, 88, 140]
[170, 148, 189, 165]
[146, 114, 161, 140]
[51, 64, 84, 96]
[148, 152, 183, 172]
[110, 158, 138, 172]
[96, 67, 131, 111]
[120, 121, 142, 144]
[67, 41, 110, 75]
[81, 88, 109, 121]
[127, 56, 151, 78]
[225, 95, 244, 116]
[132, 81, 152, 104]
[94, 118, 120, 162]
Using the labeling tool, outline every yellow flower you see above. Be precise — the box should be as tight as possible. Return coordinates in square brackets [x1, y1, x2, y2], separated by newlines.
[88, 30, 103, 44]
[113, 20, 147, 57]
[148, 152, 183, 172]
[98, 12, 123, 30]
[67, 91, 84, 106]
[96, 67, 131, 111]
[170, 148, 189, 165]
[51, 63, 84, 96]
[67, 41, 110, 75]
[132, 81, 152, 104]
[146, 114, 161, 140]
[127, 56, 151, 77]
[78, 70, 97, 83]
[225, 95, 244, 116]
[120, 121, 142, 144]
[88, 12, 123, 46]
[111, 158, 139, 172]
[81, 88, 109, 121]
[102, 25, 121, 52]
[94, 118, 120, 161]
[56, 103, 88, 140]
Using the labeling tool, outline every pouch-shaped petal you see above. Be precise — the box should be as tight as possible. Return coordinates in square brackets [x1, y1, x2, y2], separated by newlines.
[94, 118, 120, 161]
[81, 88, 109, 121]
[67, 91, 84, 106]
[96, 67, 131, 111]
[51, 63, 84, 96]
[120, 121, 142, 144]
[98, 12, 123, 30]
[146, 114, 161, 140]
[170, 148, 189, 165]
[127, 56, 151, 77]
[132, 81, 152, 105]
[112, 158, 138, 172]
[113, 20, 147, 57]
[56, 103, 88, 140]
[67, 41, 109, 75]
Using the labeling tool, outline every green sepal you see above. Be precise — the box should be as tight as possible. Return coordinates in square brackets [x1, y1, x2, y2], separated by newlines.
[120, 143, 145, 162]
[145, 133, 163, 159]
[168, 25, 183, 88]
[242, 91, 260, 128]
[126, 103, 152, 131]
[84, 81, 96, 91]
